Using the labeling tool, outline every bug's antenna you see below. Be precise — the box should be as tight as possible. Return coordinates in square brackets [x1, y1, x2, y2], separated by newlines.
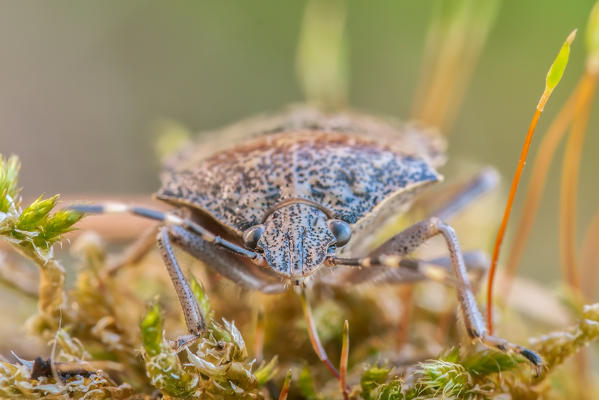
[68, 203, 181, 224]
[68, 203, 258, 259]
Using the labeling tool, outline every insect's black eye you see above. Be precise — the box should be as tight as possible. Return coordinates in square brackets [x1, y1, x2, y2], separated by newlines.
[242, 224, 265, 249]
[327, 219, 351, 247]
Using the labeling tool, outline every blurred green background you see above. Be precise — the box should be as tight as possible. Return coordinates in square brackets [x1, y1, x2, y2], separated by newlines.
[0, 1, 597, 285]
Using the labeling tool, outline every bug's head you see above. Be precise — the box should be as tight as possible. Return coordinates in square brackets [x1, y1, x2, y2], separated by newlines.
[242, 202, 351, 285]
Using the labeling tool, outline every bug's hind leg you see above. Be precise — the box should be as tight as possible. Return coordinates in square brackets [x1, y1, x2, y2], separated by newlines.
[430, 167, 499, 221]
[102, 225, 159, 277]
[333, 217, 543, 372]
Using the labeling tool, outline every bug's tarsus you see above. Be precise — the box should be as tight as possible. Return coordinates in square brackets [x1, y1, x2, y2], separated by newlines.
[520, 348, 545, 375]
[477, 334, 544, 375]
[171, 334, 202, 352]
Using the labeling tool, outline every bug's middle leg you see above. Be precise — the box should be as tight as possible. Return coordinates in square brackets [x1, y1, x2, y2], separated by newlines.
[102, 225, 159, 277]
[333, 217, 543, 370]
[324, 251, 488, 287]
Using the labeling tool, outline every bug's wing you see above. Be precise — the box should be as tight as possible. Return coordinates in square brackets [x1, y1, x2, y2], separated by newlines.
[162, 104, 446, 172]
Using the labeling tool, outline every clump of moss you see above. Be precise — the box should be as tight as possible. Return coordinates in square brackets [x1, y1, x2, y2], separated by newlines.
[0, 155, 82, 330]
[0, 329, 134, 399]
[533, 303, 599, 375]
[140, 283, 277, 399]
[358, 349, 530, 399]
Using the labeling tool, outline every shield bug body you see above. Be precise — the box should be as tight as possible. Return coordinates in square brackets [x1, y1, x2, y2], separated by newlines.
[71, 105, 542, 373]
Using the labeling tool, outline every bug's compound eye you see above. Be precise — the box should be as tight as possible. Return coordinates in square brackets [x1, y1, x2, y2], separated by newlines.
[327, 219, 351, 247]
[242, 224, 265, 249]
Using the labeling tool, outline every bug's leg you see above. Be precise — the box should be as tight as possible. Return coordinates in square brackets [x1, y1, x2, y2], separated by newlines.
[156, 226, 206, 345]
[158, 224, 288, 342]
[165, 225, 286, 293]
[429, 167, 499, 221]
[332, 217, 543, 371]
[330, 251, 489, 350]
[102, 225, 159, 277]
[68, 203, 285, 292]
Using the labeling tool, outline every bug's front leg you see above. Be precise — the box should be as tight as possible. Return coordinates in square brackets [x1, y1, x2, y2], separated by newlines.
[156, 226, 206, 338]
[333, 217, 543, 372]
[155, 223, 288, 347]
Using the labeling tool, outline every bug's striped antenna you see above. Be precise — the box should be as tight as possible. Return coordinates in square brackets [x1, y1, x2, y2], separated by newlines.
[67, 203, 258, 259]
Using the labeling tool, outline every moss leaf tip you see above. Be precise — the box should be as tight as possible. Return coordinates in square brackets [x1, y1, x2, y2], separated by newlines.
[545, 29, 576, 91]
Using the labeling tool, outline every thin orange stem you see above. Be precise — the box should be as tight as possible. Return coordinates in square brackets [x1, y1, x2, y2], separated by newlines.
[486, 108, 542, 334]
[395, 286, 414, 350]
[559, 72, 598, 291]
[502, 77, 584, 295]
[278, 370, 292, 400]
[340, 320, 349, 400]
[300, 290, 341, 380]
[411, 2, 498, 134]
[254, 306, 265, 364]
[581, 208, 599, 300]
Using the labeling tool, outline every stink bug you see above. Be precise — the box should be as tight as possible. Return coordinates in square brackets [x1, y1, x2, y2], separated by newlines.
[70, 105, 542, 377]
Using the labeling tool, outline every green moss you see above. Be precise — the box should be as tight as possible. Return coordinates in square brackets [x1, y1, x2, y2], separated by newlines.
[140, 301, 196, 398]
